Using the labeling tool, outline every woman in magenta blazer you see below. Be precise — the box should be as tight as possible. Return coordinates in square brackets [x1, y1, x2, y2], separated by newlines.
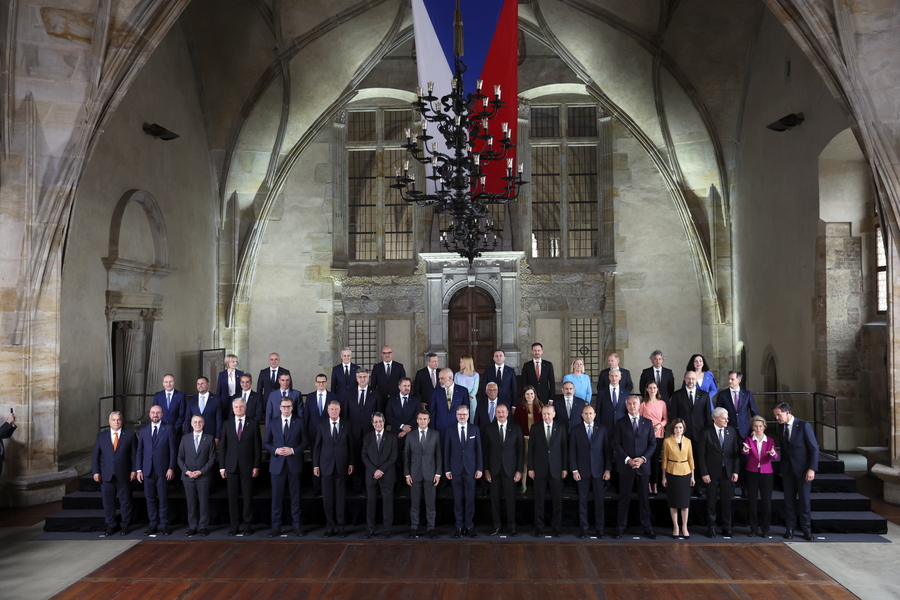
[742, 414, 778, 538]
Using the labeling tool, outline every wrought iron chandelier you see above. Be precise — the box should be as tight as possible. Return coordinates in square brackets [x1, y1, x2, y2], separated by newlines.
[392, 4, 527, 266]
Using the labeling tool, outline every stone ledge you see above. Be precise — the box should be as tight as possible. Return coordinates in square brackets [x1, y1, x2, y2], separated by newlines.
[0, 467, 78, 507]
[872, 463, 900, 505]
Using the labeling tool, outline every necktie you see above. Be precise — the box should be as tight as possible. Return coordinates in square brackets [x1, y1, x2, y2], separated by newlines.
[689, 390, 694, 405]
[460, 426, 466, 446]
[237, 418, 243, 441]
[632, 417, 638, 433]
[501, 424, 506, 443]
[113, 431, 119, 451]
[588, 424, 593, 441]
[243, 392, 248, 403]
[718, 427, 724, 448]
[536, 361, 541, 380]
[271, 369, 277, 383]
[401, 396, 407, 409]
[497, 367, 502, 382]
[566, 398, 572, 418]
[386, 362, 391, 378]
[545, 424, 551, 443]
[786, 423, 791, 442]
[166, 392, 171, 410]
[194, 434, 200, 452]
[359, 389, 365, 406]
[345, 366, 350, 385]
[733, 390, 739, 412]
[489, 401, 496, 422]
[655, 369, 660, 386]
[152, 425, 158, 442]
[332, 421, 338, 440]
[283, 390, 287, 397]
[612, 388, 617, 408]
[446, 387, 452, 410]
[431, 369, 436, 388]
[319, 393, 324, 414]
[420, 430, 425, 445]
[284, 418, 289, 439]
[377, 432, 382, 450]
[199, 395, 205, 413]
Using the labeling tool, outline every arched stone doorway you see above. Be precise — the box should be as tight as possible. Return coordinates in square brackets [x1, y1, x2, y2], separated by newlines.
[448, 287, 497, 373]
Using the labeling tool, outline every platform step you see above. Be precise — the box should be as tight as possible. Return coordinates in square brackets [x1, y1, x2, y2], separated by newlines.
[810, 511, 887, 535]
[810, 474, 858, 493]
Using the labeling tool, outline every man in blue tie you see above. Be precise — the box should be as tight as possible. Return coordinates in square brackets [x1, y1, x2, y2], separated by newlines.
[136, 405, 176, 536]
[154, 374, 185, 434]
[570, 404, 611, 538]
[445, 405, 483, 538]
[304, 374, 334, 496]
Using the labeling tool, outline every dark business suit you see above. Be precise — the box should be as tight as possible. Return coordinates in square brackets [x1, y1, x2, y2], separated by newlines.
[136, 422, 176, 529]
[639, 366, 676, 401]
[716, 388, 759, 439]
[154, 389, 186, 432]
[303, 390, 336, 495]
[430, 385, 470, 443]
[670, 387, 711, 443]
[444, 422, 483, 531]
[522, 359, 555, 403]
[596, 386, 627, 437]
[612, 414, 656, 532]
[599, 367, 634, 397]
[482, 364, 518, 409]
[264, 416, 306, 530]
[331, 362, 360, 399]
[92, 429, 137, 530]
[569, 421, 611, 533]
[404, 427, 442, 531]
[413, 367, 439, 409]
[779, 417, 819, 533]
[231, 390, 264, 423]
[528, 420, 567, 532]
[258, 366, 292, 401]
[697, 424, 741, 532]
[482, 419, 523, 531]
[473, 396, 504, 428]
[216, 369, 244, 401]
[361, 428, 397, 532]
[346, 387, 381, 441]
[267, 388, 302, 424]
[553, 395, 588, 431]
[185, 393, 223, 439]
[178, 431, 217, 531]
[386, 393, 419, 483]
[314, 418, 354, 530]
[0, 421, 16, 478]
[219, 416, 261, 527]
[370, 361, 405, 410]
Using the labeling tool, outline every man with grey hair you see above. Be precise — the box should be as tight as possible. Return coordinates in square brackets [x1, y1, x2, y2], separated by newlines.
[697, 407, 740, 537]
[361, 411, 397, 539]
[639, 350, 675, 401]
[332, 347, 360, 398]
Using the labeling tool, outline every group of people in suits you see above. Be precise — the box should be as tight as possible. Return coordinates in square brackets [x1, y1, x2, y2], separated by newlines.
[88, 345, 819, 541]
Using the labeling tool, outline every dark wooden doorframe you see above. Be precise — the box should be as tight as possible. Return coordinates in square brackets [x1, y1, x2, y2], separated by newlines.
[448, 286, 496, 374]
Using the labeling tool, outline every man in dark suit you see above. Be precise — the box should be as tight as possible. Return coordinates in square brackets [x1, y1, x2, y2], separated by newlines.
[430, 368, 470, 444]
[331, 347, 359, 399]
[554, 381, 588, 431]
[404, 409, 442, 539]
[716, 371, 758, 439]
[444, 405, 483, 537]
[482, 349, 517, 409]
[185, 377, 223, 442]
[154, 374, 186, 433]
[697, 408, 741, 537]
[612, 395, 657, 539]
[670, 371, 711, 448]
[347, 369, 381, 492]
[569, 404, 611, 538]
[178, 415, 217, 536]
[638, 350, 675, 401]
[522, 342, 555, 403]
[370, 346, 405, 409]
[773, 402, 819, 541]
[265, 396, 306, 537]
[258, 352, 292, 401]
[313, 399, 355, 538]
[361, 412, 397, 539]
[598, 353, 634, 397]
[386, 377, 419, 486]
[473, 382, 503, 429]
[233, 373, 264, 423]
[482, 403, 523, 536]
[413, 353, 440, 410]
[218, 397, 261, 536]
[92, 411, 137, 536]
[596, 368, 627, 436]
[0, 411, 17, 478]
[528, 404, 567, 537]
[304, 373, 334, 496]
[266, 373, 302, 424]
[136, 405, 176, 536]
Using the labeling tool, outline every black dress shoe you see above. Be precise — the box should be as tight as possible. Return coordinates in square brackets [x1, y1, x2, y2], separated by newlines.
[578, 530, 587, 539]
[722, 529, 733, 538]
[644, 529, 658, 540]
[243, 525, 253, 536]
[364, 530, 375, 539]
[468, 530, 478, 538]
[409, 529, 419, 538]
[509, 529, 518, 537]
[338, 528, 347, 538]
[596, 530, 606, 539]
[161, 527, 172, 536]
[143, 526, 158, 536]
[748, 530, 757, 538]
[295, 528, 305, 538]
[612, 531, 623, 539]
[428, 529, 438, 539]
[453, 529, 463, 538]
[761, 530, 770, 538]
[185, 529, 197, 537]
[552, 529, 562, 538]
[324, 529, 335, 538]
[267, 527, 281, 538]
[534, 528, 544, 537]
[707, 527, 716, 538]
[105, 527, 117, 537]
[228, 527, 239, 536]
[120, 525, 131, 536]
[490, 528, 501, 536]
[199, 529, 210, 536]
[784, 529, 794, 540]
[380, 531, 390, 539]
[802, 529, 814, 541]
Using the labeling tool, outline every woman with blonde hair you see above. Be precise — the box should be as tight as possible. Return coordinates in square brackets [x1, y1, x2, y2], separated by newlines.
[454, 355, 480, 425]
[216, 354, 243, 401]
[563, 358, 592, 405]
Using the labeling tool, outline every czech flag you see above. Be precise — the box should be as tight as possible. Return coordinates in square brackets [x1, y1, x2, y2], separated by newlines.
[411, 0, 519, 195]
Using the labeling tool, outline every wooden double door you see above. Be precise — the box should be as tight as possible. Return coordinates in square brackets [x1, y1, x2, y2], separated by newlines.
[447, 286, 496, 373]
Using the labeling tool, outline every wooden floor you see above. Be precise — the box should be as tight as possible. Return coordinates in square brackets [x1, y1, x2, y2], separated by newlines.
[52, 540, 856, 599]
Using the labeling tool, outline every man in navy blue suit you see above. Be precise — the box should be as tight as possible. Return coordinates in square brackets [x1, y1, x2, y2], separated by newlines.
[773, 402, 819, 541]
[331, 347, 359, 399]
[136, 405, 176, 536]
[154, 374, 185, 433]
[612, 395, 657, 539]
[444, 405, 483, 537]
[522, 342, 555, 403]
[234, 373, 264, 423]
[569, 405, 611, 538]
[716, 371, 758, 439]
[430, 368, 469, 444]
[347, 369, 381, 492]
[413, 353, 440, 410]
[92, 411, 137, 536]
[473, 382, 502, 429]
[598, 353, 634, 397]
[597, 368, 627, 437]
[370, 346, 405, 410]
[304, 373, 334, 496]
[265, 396, 307, 537]
[267, 373, 302, 424]
[313, 400, 355, 538]
[258, 352, 291, 401]
[482, 349, 517, 409]
[554, 381, 588, 431]
[638, 350, 675, 401]
[386, 377, 419, 486]
[185, 377, 223, 442]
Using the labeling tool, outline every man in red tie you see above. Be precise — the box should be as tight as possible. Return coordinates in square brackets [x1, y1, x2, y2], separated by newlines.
[92, 411, 137, 536]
